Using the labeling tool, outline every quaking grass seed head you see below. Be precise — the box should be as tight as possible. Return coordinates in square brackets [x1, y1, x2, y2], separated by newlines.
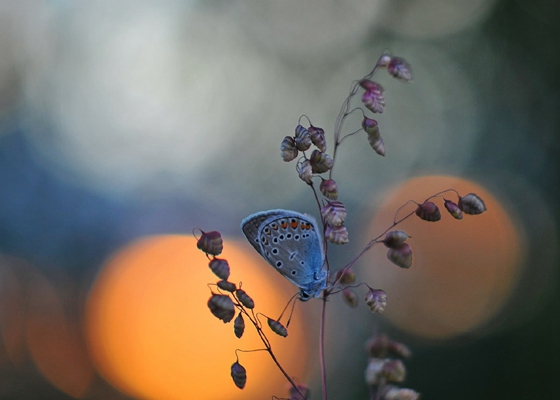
[196, 230, 223, 256]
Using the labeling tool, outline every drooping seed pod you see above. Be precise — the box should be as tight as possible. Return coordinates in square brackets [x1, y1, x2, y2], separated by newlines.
[365, 289, 387, 313]
[308, 126, 327, 152]
[387, 57, 413, 82]
[320, 179, 338, 200]
[415, 201, 441, 222]
[381, 386, 420, 400]
[234, 312, 245, 338]
[377, 54, 392, 68]
[281, 136, 298, 162]
[368, 133, 386, 156]
[321, 201, 347, 227]
[383, 230, 410, 248]
[289, 382, 311, 400]
[217, 280, 237, 293]
[207, 294, 235, 323]
[235, 289, 255, 309]
[294, 125, 312, 151]
[444, 199, 463, 220]
[325, 224, 349, 245]
[297, 159, 313, 184]
[309, 149, 333, 173]
[209, 258, 230, 280]
[342, 288, 358, 308]
[268, 318, 288, 337]
[360, 82, 385, 114]
[459, 193, 487, 215]
[197, 230, 223, 256]
[359, 79, 383, 92]
[335, 267, 356, 285]
[364, 334, 391, 358]
[231, 361, 247, 389]
[380, 359, 406, 383]
[362, 117, 380, 137]
[387, 243, 412, 269]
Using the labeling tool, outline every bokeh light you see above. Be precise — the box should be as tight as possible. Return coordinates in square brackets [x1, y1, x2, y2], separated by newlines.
[85, 235, 311, 400]
[363, 175, 525, 339]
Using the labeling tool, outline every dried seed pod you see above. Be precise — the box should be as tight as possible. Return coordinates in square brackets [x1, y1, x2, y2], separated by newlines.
[231, 361, 247, 389]
[196, 230, 223, 256]
[209, 258, 230, 280]
[382, 386, 420, 400]
[364, 334, 391, 358]
[387, 57, 413, 82]
[388, 341, 412, 359]
[309, 149, 333, 173]
[380, 359, 406, 383]
[281, 136, 298, 162]
[342, 288, 358, 308]
[365, 358, 385, 386]
[235, 289, 255, 309]
[320, 179, 339, 200]
[360, 82, 385, 114]
[415, 201, 441, 222]
[359, 79, 383, 92]
[207, 294, 235, 323]
[444, 199, 463, 220]
[289, 383, 311, 400]
[294, 125, 312, 151]
[377, 54, 392, 68]
[368, 133, 386, 156]
[321, 201, 347, 227]
[383, 230, 410, 248]
[297, 159, 313, 184]
[365, 289, 387, 313]
[308, 126, 327, 152]
[217, 280, 237, 292]
[362, 117, 379, 136]
[335, 267, 356, 285]
[459, 193, 487, 215]
[325, 224, 349, 245]
[268, 318, 288, 337]
[387, 243, 412, 269]
[234, 312, 245, 338]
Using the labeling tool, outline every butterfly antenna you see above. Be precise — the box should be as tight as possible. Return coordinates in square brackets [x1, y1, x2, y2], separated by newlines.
[278, 292, 299, 325]
[285, 293, 300, 328]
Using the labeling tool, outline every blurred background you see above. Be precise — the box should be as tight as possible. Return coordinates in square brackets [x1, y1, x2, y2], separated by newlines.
[0, 0, 559, 399]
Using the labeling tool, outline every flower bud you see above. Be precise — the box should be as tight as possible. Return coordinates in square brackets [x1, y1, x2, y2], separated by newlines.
[444, 199, 463, 219]
[217, 280, 237, 292]
[297, 159, 313, 184]
[309, 150, 333, 173]
[365, 289, 387, 313]
[235, 289, 255, 309]
[320, 179, 339, 200]
[308, 126, 327, 152]
[325, 224, 349, 245]
[335, 267, 356, 285]
[268, 318, 288, 337]
[234, 312, 245, 338]
[197, 230, 223, 256]
[208, 294, 235, 323]
[231, 361, 247, 389]
[387, 57, 413, 82]
[459, 193, 487, 215]
[415, 201, 441, 222]
[383, 230, 410, 248]
[342, 288, 358, 308]
[321, 201, 346, 227]
[209, 258, 230, 280]
[294, 125, 312, 151]
[387, 243, 412, 269]
[281, 136, 298, 162]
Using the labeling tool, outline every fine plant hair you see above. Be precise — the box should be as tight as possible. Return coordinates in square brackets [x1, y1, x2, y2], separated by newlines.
[195, 52, 487, 400]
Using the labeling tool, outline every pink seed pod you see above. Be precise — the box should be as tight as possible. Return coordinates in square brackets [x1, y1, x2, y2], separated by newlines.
[196, 230, 223, 256]
[207, 294, 235, 323]
[233, 312, 245, 338]
[280, 136, 298, 162]
[383, 230, 410, 248]
[321, 201, 347, 227]
[362, 117, 379, 136]
[335, 267, 356, 285]
[380, 359, 406, 383]
[320, 179, 339, 200]
[368, 134, 386, 156]
[325, 224, 349, 245]
[217, 280, 237, 293]
[359, 79, 384, 93]
[365, 289, 387, 313]
[361, 82, 385, 114]
[415, 201, 441, 222]
[444, 199, 463, 220]
[309, 149, 333, 173]
[297, 159, 313, 184]
[308, 126, 327, 152]
[289, 382, 311, 400]
[342, 288, 358, 308]
[387, 57, 413, 82]
[387, 243, 412, 269]
[294, 124, 312, 151]
[459, 193, 487, 215]
[209, 258, 230, 280]
[231, 361, 247, 389]
[268, 318, 288, 337]
[235, 289, 255, 309]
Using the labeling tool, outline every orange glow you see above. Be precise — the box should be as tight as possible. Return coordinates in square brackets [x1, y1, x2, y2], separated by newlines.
[85, 235, 310, 400]
[364, 176, 524, 339]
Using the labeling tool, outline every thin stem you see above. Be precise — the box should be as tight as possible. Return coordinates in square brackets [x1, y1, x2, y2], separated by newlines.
[320, 294, 328, 400]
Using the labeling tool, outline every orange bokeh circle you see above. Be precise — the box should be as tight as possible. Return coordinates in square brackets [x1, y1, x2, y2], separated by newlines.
[85, 235, 310, 400]
[363, 176, 524, 339]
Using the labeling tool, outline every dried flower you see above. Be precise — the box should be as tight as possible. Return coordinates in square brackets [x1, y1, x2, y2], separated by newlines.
[297, 159, 313, 184]
[231, 361, 247, 389]
[217, 280, 237, 293]
[309, 149, 333, 173]
[321, 201, 347, 227]
[320, 179, 339, 200]
[387, 243, 413, 269]
[365, 358, 385, 385]
[459, 193, 487, 215]
[281, 136, 298, 162]
[197, 230, 223, 256]
[415, 201, 441, 222]
[365, 289, 387, 313]
[208, 294, 235, 323]
[335, 267, 356, 285]
[209, 258, 230, 280]
[383, 230, 410, 248]
[235, 289, 255, 309]
[325, 224, 349, 245]
[294, 125, 312, 151]
[342, 288, 358, 308]
[380, 359, 406, 383]
[308, 126, 327, 152]
[387, 57, 413, 82]
[444, 199, 463, 219]
[377, 54, 392, 68]
[360, 81, 385, 113]
[234, 312, 245, 338]
[268, 318, 288, 337]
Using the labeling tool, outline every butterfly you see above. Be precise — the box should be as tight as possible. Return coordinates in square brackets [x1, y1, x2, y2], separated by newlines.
[241, 209, 327, 301]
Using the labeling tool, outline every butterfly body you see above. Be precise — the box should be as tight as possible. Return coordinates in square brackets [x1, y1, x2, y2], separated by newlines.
[241, 209, 326, 301]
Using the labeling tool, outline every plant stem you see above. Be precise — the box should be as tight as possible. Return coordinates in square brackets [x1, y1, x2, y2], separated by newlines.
[320, 293, 328, 400]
